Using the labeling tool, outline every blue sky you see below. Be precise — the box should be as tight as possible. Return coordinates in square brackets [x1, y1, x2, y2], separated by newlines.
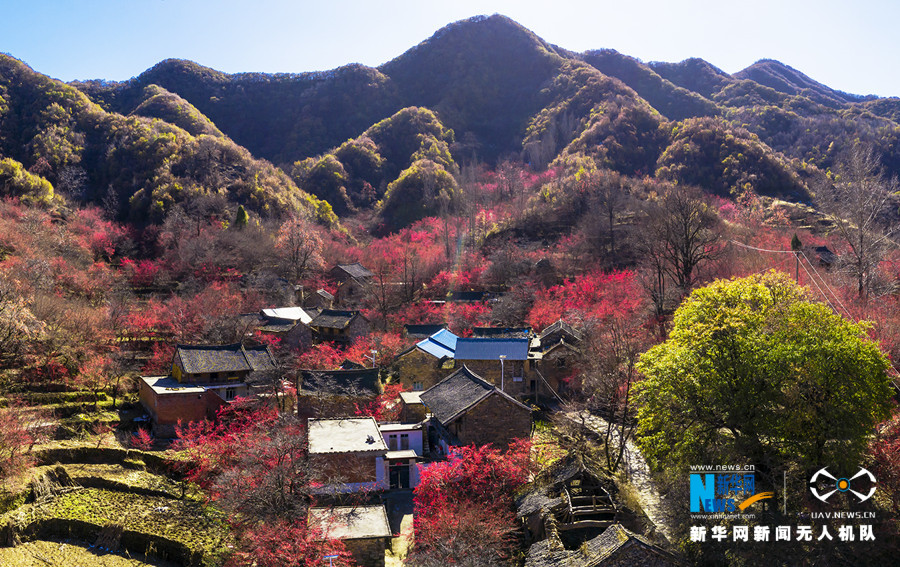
[4, 0, 898, 97]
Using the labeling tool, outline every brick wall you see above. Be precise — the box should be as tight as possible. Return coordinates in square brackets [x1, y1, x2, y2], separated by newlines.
[449, 393, 532, 447]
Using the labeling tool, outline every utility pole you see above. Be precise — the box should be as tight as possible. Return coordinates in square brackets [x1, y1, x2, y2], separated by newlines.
[791, 233, 802, 283]
[499, 354, 507, 393]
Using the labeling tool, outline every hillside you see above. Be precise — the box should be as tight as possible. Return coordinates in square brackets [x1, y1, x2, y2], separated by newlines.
[0, 13, 893, 232]
[0, 55, 336, 225]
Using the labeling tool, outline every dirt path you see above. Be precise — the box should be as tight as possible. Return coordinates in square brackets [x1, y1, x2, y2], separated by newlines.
[384, 491, 414, 566]
[568, 411, 674, 543]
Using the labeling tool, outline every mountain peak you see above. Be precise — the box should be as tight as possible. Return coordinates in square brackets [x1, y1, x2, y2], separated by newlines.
[734, 58, 865, 106]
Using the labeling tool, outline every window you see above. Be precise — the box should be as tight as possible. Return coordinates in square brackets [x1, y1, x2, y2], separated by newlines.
[388, 434, 398, 451]
[413, 381, 423, 391]
[400, 434, 409, 450]
[513, 376, 523, 382]
[225, 387, 236, 401]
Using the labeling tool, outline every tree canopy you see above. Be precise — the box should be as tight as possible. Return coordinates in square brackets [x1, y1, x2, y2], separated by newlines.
[635, 271, 893, 477]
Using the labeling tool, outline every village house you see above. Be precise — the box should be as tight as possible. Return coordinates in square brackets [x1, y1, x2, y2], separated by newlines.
[403, 323, 448, 340]
[295, 367, 381, 420]
[308, 505, 392, 567]
[309, 309, 370, 344]
[254, 306, 316, 351]
[297, 286, 334, 309]
[139, 343, 276, 436]
[454, 337, 532, 396]
[393, 328, 458, 391]
[398, 391, 427, 423]
[378, 422, 425, 489]
[532, 320, 583, 397]
[308, 417, 389, 493]
[419, 366, 532, 450]
[394, 328, 562, 401]
[329, 262, 375, 308]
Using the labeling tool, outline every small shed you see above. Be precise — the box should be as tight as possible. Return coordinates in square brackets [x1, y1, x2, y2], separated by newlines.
[308, 505, 392, 567]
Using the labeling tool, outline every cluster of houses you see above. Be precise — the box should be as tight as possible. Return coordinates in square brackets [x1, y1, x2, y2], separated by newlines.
[137, 262, 674, 567]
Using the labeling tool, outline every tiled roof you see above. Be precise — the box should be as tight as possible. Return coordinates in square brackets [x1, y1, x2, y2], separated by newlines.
[308, 417, 388, 454]
[454, 338, 529, 361]
[310, 309, 359, 329]
[447, 290, 489, 302]
[299, 368, 381, 397]
[419, 366, 530, 425]
[257, 317, 299, 333]
[332, 262, 375, 280]
[473, 327, 532, 339]
[415, 329, 459, 359]
[308, 505, 391, 540]
[539, 319, 583, 343]
[242, 346, 277, 371]
[404, 323, 448, 338]
[176, 344, 275, 374]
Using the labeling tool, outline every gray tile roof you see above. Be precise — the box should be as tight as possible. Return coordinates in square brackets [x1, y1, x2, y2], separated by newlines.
[454, 338, 530, 361]
[299, 368, 381, 397]
[539, 319, 583, 344]
[404, 323, 448, 338]
[332, 262, 375, 281]
[419, 366, 530, 425]
[310, 309, 360, 329]
[176, 344, 275, 374]
[473, 327, 532, 339]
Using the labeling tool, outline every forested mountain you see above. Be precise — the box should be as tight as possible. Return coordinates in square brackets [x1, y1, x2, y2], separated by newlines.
[0, 55, 336, 226]
[2, 13, 899, 231]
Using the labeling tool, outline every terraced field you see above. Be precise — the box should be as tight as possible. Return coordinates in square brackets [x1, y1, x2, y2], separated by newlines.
[0, 445, 231, 567]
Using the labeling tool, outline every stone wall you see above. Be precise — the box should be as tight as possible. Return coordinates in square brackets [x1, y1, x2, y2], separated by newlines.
[345, 537, 388, 567]
[450, 393, 532, 447]
[393, 349, 454, 391]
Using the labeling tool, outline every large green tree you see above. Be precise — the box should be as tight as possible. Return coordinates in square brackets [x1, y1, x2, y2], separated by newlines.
[635, 271, 893, 477]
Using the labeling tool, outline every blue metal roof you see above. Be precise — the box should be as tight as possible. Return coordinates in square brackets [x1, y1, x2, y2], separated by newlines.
[416, 329, 459, 359]
[454, 338, 529, 361]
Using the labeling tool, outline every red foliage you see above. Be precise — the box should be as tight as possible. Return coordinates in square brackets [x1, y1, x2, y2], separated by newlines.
[225, 520, 356, 567]
[172, 399, 280, 489]
[297, 333, 405, 370]
[296, 342, 345, 370]
[412, 439, 535, 562]
[142, 343, 175, 375]
[130, 427, 154, 451]
[354, 384, 407, 422]
[527, 270, 644, 330]
[0, 405, 34, 484]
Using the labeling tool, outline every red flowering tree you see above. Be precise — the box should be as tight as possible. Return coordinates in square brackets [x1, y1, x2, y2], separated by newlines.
[354, 384, 407, 422]
[172, 400, 361, 566]
[410, 439, 535, 564]
[226, 520, 355, 567]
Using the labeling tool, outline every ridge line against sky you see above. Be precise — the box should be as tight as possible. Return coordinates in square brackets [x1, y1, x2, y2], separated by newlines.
[3, 0, 899, 97]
